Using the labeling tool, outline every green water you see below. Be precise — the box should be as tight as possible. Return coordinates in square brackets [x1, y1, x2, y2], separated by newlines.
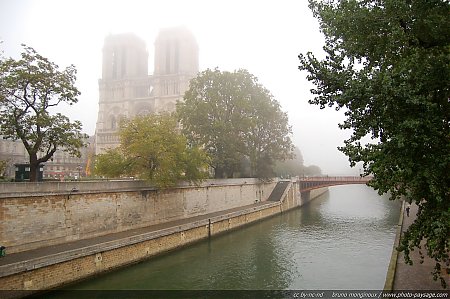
[49, 185, 401, 294]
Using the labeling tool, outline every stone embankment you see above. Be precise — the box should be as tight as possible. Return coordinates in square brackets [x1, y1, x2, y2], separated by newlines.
[0, 178, 327, 298]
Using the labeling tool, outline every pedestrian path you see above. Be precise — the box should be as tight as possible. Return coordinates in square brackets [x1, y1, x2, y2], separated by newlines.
[393, 203, 449, 290]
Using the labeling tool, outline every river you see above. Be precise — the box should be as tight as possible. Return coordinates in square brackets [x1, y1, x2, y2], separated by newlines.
[50, 184, 401, 294]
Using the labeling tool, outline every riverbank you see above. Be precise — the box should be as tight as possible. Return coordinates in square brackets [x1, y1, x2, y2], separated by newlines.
[0, 180, 326, 298]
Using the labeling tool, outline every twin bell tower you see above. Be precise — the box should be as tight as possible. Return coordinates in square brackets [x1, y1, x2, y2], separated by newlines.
[95, 27, 199, 154]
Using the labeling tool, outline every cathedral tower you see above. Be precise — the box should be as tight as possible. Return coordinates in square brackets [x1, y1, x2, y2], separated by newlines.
[95, 28, 199, 155]
[154, 26, 199, 76]
[95, 33, 149, 154]
[152, 27, 199, 111]
[102, 33, 148, 80]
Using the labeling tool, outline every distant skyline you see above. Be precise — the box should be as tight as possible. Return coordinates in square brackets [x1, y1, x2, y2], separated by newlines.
[0, 0, 358, 175]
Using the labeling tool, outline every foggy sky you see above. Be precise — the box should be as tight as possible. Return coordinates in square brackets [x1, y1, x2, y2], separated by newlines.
[0, 0, 359, 175]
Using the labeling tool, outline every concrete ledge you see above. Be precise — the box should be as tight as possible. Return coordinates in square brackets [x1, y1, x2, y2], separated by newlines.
[209, 202, 280, 224]
[383, 200, 405, 291]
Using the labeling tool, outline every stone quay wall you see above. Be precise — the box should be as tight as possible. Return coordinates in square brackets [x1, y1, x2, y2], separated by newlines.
[0, 179, 327, 297]
[0, 179, 276, 254]
[0, 202, 283, 297]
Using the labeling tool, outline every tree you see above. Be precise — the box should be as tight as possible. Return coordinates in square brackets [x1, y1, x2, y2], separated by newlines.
[177, 68, 294, 178]
[0, 45, 87, 181]
[93, 148, 130, 179]
[274, 147, 305, 178]
[274, 147, 322, 177]
[94, 114, 210, 188]
[298, 0, 449, 287]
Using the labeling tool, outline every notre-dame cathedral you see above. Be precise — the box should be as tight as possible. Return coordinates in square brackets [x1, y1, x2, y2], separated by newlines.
[94, 27, 199, 155]
[0, 27, 198, 179]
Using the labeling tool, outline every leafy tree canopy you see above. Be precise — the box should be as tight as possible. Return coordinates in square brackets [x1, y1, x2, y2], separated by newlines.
[273, 147, 322, 178]
[299, 0, 449, 287]
[177, 68, 294, 179]
[94, 114, 210, 188]
[0, 45, 88, 181]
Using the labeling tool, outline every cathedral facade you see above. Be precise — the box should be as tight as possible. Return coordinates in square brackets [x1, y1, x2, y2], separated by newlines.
[94, 27, 199, 154]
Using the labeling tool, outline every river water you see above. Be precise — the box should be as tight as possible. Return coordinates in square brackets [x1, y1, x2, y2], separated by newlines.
[56, 185, 401, 291]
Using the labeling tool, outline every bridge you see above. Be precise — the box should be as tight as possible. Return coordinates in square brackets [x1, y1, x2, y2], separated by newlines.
[298, 176, 372, 192]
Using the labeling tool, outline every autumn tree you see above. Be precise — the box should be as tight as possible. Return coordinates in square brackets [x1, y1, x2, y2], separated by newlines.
[177, 68, 294, 178]
[0, 45, 87, 181]
[94, 114, 210, 188]
[299, 0, 449, 286]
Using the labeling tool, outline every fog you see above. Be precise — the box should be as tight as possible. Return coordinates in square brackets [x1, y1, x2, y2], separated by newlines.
[0, 0, 359, 175]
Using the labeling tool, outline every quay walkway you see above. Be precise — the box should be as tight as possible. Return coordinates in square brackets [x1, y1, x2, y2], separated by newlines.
[386, 202, 449, 290]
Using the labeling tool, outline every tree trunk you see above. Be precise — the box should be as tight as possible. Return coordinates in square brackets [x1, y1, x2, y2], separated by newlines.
[214, 165, 227, 179]
[214, 166, 222, 179]
[29, 153, 39, 182]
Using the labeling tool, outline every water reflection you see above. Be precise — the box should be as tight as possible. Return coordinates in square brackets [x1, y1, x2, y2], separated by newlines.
[57, 185, 400, 291]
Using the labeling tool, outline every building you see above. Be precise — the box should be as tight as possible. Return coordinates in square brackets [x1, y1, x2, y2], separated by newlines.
[94, 27, 199, 155]
[0, 137, 93, 180]
[0, 138, 28, 178]
[41, 136, 94, 180]
[0, 27, 197, 178]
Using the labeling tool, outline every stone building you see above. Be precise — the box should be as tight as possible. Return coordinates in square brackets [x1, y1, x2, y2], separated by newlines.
[0, 138, 28, 178]
[0, 136, 92, 180]
[94, 27, 199, 155]
[0, 27, 197, 179]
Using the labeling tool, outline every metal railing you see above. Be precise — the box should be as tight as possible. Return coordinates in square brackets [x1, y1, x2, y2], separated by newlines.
[298, 176, 372, 182]
[298, 176, 373, 191]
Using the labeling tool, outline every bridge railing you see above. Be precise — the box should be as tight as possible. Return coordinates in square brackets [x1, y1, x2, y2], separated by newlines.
[298, 176, 372, 182]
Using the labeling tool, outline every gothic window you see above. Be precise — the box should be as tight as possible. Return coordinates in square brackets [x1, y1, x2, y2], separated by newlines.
[121, 47, 126, 77]
[174, 40, 179, 73]
[162, 81, 167, 95]
[135, 86, 148, 97]
[110, 116, 117, 130]
[166, 41, 171, 73]
[112, 48, 117, 79]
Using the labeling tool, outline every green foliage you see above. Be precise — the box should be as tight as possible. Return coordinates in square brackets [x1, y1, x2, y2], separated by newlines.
[0, 45, 88, 181]
[299, 0, 450, 287]
[274, 147, 322, 177]
[177, 68, 294, 179]
[93, 148, 130, 178]
[94, 114, 210, 188]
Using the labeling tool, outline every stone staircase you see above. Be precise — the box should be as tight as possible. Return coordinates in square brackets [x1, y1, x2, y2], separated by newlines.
[267, 181, 290, 202]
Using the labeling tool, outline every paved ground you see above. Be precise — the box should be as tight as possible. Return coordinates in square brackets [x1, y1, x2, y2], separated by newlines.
[393, 203, 449, 290]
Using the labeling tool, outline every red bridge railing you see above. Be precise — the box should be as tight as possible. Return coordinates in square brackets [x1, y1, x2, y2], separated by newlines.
[297, 176, 372, 191]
